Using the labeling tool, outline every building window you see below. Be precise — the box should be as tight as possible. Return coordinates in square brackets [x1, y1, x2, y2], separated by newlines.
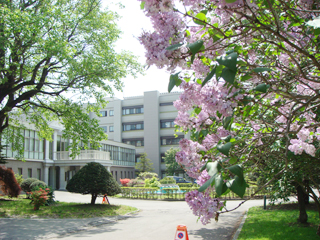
[18, 168, 22, 175]
[99, 111, 107, 117]
[161, 136, 184, 146]
[123, 122, 144, 131]
[101, 126, 108, 133]
[37, 169, 41, 180]
[122, 138, 144, 147]
[110, 110, 114, 116]
[109, 126, 114, 132]
[28, 168, 32, 178]
[122, 106, 144, 115]
[160, 102, 173, 106]
[160, 119, 175, 128]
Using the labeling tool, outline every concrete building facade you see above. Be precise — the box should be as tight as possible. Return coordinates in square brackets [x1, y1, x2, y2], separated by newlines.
[1, 90, 182, 190]
[91, 90, 183, 178]
[2, 121, 136, 190]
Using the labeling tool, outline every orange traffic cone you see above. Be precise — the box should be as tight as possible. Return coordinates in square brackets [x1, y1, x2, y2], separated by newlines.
[102, 194, 110, 204]
[174, 225, 189, 240]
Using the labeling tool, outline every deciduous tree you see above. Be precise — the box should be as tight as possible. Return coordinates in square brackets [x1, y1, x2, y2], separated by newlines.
[138, 0, 320, 234]
[135, 152, 154, 173]
[0, 0, 142, 158]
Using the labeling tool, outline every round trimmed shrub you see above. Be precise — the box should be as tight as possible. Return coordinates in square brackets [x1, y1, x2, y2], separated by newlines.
[21, 178, 39, 193]
[66, 162, 121, 204]
[30, 180, 47, 191]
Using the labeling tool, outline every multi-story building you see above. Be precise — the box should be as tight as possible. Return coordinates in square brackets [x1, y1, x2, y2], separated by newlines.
[1, 90, 183, 190]
[2, 120, 136, 190]
[90, 90, 183, 178]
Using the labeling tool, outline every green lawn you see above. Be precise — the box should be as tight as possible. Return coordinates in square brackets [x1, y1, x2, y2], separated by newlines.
[238, 204, 320, 240]
[0, 197, 137, 219]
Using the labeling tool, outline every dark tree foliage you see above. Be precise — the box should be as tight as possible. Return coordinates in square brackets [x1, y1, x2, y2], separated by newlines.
[0, 166, 21, 197]
[66, 162, 121, 205]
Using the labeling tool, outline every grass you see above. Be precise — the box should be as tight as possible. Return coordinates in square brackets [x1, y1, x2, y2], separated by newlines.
[238, 203, 320, 240]
[0, 197, 138, 219]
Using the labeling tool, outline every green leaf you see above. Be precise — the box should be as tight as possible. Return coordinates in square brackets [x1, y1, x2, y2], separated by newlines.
[226, 176, 246, 198]
[193, 12, 207, 26]
[253, 67, 272, 73]
[227, 164, 244, 181]
[206, 161, 221, 177]
[221, 135, 232, 142]
[241, 74, 252, 81]
[217, 142, 232, 156]
[166, 43, 184, 51]
[216, 52, 238, 72]
[200, 162, 207, 172]
[187, 40, 204, 54]
[223, 116, 232, 129]
[168, 72, 180, 93]
[254, 83, 269, 93]
[225, 0, 238, 3]
[194, 107, 201, 115]
[140, 1, 145, 9]
[202, 67, 216, 87]
[221, 68, 236, 84]
[198, 175, 215, 192]
[229, 156, 237, 164]
[215, 174, 224, 196]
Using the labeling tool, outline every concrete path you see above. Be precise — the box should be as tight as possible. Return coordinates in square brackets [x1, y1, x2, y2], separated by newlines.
[0, 191, 270, 240]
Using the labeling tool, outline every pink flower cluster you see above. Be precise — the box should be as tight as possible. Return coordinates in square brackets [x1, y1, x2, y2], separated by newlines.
[174, 80, 241, 132]
[185, 190, 224, 225]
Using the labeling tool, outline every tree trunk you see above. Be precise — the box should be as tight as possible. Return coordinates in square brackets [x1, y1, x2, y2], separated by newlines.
[91, 193, 97, 205]
[296, 184, 308, 224]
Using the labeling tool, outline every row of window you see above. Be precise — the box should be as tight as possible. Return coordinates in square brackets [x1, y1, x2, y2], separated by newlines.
[123, 122, 144, 131]
[121, 119, 175, 132]
[99, 101, 175, 118]
[99, 102, 174, 118]
[122, 139, 144, 147]
[101, 126, 114, 133]
[123, 136, 184, 147]
[122, 106, 144, 115]
[99, 110, 114, 117]
[17, 167, 41, 180]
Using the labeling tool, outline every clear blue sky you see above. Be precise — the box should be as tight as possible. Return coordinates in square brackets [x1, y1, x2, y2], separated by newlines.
[106, 0, 179, 99]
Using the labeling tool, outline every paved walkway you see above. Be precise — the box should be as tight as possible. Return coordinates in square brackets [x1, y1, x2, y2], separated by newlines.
[0, 191, 268, 240]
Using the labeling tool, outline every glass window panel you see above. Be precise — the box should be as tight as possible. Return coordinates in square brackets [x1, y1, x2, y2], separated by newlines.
[30, 139, 34, 151]
[29, 151, 34, 159]
[25, 130, 29, 137]
[35, 140, 39, 152]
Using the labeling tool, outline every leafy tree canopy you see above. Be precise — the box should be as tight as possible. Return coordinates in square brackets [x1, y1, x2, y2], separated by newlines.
[135, 152, 154, 173]
[163, 147, 183, 176]
[0, 0, 143, 158]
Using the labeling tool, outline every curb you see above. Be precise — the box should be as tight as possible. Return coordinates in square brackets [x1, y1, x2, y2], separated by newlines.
[232, 210, 247, 240]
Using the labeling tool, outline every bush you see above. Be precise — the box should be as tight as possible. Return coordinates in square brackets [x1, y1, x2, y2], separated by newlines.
[0, 166, 21, 198]
[29, 188, 49, 210]
[177, 183, 194, 188]
[160, 177, 176, 184]
[21, 178, 39, 193]
[14, 173, 24, 185]
[120, 178, 131, 187]
[66, 162, 121, 204]
[30, 180, 46, 190]
[127, 179, 145, 187]
[137, 172, 158, 180]
[144, 176, 161, 188]
[31, 185, 55, 205]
